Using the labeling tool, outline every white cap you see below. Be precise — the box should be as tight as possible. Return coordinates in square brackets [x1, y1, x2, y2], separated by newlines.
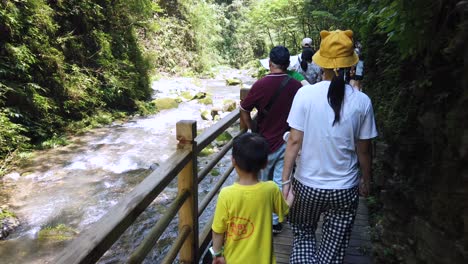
[301, 37, 312, 47]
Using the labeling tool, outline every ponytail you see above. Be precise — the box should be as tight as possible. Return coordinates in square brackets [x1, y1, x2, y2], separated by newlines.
[300, 54, 308, 72]
[327, 69, 346, 126]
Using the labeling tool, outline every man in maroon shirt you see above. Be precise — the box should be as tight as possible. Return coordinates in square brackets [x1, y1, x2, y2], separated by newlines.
[240, 46, 302, 233]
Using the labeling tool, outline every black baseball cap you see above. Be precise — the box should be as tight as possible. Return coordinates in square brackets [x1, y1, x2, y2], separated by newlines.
[269, 46, 290, 66]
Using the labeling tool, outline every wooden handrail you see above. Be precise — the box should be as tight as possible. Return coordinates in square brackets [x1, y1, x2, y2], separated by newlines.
[55, 150, 191, 264]
[127, 189, 191, 264]
[177, 120, 199, 263]
[198, 164, 234, 217]
[161, 225, 192, 264]
[196, 109, 240, 151]
[198, 216, 214, 259]
[198, 138, 233, 183]
[55, 88, 251, 264]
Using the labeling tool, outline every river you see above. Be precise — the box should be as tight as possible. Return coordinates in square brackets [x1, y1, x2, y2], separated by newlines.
[0, 68, 256, 264]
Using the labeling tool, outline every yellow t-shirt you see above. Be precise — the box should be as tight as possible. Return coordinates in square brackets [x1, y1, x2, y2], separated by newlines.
[212, 181, 289, 264]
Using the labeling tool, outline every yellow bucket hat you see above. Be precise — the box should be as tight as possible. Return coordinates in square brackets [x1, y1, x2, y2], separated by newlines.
[312, 30, 359, 69]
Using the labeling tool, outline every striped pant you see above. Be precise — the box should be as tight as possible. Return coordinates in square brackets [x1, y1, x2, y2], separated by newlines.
[288, 180, 359, 264]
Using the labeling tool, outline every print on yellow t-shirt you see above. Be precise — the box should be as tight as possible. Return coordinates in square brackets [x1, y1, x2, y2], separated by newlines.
[227, 217, 254, 241]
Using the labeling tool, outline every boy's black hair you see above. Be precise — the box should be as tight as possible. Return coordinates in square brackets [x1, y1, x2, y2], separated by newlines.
[232, 133, 269, 174]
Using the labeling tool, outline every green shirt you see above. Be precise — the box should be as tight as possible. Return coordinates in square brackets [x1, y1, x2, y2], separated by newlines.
[287, 70, 305, 82]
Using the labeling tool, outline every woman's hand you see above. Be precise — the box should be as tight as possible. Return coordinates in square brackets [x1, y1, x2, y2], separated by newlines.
[212, 256, 226, 264]
[359, 178, 370, 197]
[283, 183, 294, 206]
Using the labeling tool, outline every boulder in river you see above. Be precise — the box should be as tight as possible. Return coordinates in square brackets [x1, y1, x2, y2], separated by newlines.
[222, 99, 237, 112]
[0, 207, 20, 240]
[152, 98, 179, 110]
[38, 224, 78, 242]
[226, 78, 242, 86]
[198, 96, 213, 105]
[201, 110, 212, 121]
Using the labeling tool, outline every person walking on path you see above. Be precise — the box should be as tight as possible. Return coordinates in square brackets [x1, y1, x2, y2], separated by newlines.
[211, 133, 291, 264]
[349, 42, 364, 91]
[240, 46, 302, 234]
[281, 30, 378, 263]
[292, 47, 322, 84]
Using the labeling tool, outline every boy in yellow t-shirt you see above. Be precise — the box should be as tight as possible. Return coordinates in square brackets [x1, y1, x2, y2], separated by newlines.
[211, 133, 292, 264]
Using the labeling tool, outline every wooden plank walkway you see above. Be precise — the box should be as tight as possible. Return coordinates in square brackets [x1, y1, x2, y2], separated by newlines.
[274, 197, 373, 264]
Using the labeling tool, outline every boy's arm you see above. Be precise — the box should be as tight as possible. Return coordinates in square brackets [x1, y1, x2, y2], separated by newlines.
[273, 183, 290, 222]
[211, 231, 226, 264]
[212, 231, 224, 254]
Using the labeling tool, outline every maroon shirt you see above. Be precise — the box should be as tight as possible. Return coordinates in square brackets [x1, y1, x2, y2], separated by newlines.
[240, 73, 301, 153]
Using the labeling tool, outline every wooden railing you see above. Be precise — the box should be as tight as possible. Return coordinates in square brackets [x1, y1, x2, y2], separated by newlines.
[55, 88, 251, 264]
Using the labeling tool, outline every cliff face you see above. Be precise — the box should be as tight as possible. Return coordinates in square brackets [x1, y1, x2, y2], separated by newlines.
[364, 2, 468, 263]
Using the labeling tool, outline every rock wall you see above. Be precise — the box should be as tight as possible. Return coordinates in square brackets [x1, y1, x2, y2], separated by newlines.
[364, 2, 468, 263]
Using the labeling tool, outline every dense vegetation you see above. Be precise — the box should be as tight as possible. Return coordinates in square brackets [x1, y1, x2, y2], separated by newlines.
[0, 0, 157, 162]
[0, 0, 339, 166]
[1, 0, 467, 262]
[338, 1, 467, 262]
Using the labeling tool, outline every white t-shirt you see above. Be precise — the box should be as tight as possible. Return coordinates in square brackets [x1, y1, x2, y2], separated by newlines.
[287, 81, 378, 189]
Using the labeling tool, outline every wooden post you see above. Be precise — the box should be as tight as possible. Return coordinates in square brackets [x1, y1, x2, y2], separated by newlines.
[240, 88, 250, 130]
[176, 120, 198, 263]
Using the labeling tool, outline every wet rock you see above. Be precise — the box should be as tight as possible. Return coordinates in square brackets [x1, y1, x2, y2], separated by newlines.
[153, 98, 179, 110]
[0, 207, 20, 240]
[198, 95, 213, 105]
[179, 91, 194, 100]
[222, 99, 236, 112]
[215, 131, 232, 146]
[226, 78, 242, 86]
[211, 108, 221, 119]
[38, 224, 78, 242]
[149, 163, 159, 170]
[201, 110, 212, 121]
[191, 92, 207, 100]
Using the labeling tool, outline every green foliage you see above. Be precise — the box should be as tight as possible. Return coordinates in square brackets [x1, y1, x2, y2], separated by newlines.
[40, 136, 70, 150]
[0, 109, 30, 157]
[0, 0, 156, 160]
[135, 100, 158, 116]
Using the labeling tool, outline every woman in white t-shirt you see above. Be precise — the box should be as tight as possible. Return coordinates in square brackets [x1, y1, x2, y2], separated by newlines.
[281, 30, 378, 264]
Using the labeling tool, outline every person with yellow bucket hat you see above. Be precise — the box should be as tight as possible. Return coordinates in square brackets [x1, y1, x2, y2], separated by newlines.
[281, 30, 378, 263]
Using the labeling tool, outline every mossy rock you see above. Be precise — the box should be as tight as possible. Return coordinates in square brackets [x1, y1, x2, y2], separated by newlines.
[216, 131, 233, 143]
[222, 99, 237, 112]
[198, 96, 213, 105]
[226, 78, 242, 86]
[191, 92, 207, 100]
[210, 168, 220, 176]
[180, 91, 193, 100]
[153, 98, 179, 110]
[199, 145, 216, 157]
[0, 208, 19, 240]
[201, 110, 212, 121]
[38, 224, 78, 242]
